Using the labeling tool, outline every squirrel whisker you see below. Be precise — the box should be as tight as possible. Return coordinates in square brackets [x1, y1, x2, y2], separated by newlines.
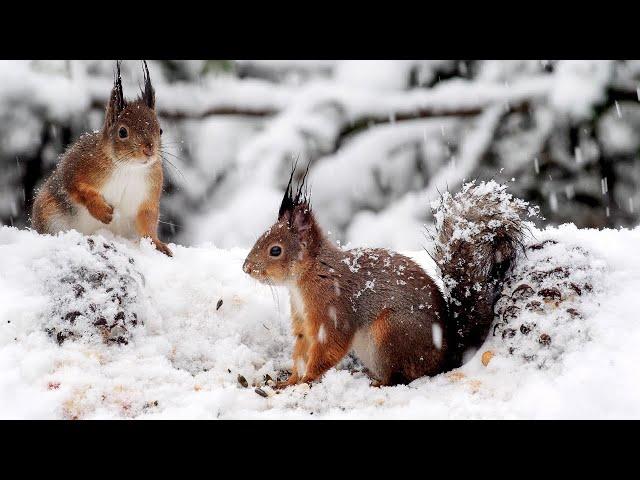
[158, 153, 186, 183]
[112, 148, 136, 165]
[158, 148, 186, 166]
[158, 219, 182, 228]
[265, 278, 282, 317]
[158, 148, 189, 170]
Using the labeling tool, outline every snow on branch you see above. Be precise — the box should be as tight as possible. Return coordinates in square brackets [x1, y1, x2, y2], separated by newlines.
[342, 105, 509, 250]
[87, 77, 294, 119]
[235, 77, 554, 176]
[96, 76, 551, 125]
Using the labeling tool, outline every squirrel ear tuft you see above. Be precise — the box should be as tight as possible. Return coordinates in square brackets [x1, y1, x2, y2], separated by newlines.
[278, 159, 298, 221]
[278, 158, 312, 223]
[105, 60, 127, 129]
[140, 60, 155, 109]
[277, 160, 316, 246]
[291, 205, 313, 236]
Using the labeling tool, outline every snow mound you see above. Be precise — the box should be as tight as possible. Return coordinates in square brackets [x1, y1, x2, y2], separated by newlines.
[39, 237, 146, 346]
[491, 238, 605, 368]
[1, 225, 639, 419]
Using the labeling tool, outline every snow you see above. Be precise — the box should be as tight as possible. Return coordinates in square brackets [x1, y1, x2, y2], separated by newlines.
[180, 71, 556, 250]
[3, 60, 630, 246]
[2, 60, 640, 418]
[1, 224, 639, 419]
[333, 61, 415, 90]
[343, 108, 509, 250]
[597, 101, 640, 156]
[550, 61, 613, 120]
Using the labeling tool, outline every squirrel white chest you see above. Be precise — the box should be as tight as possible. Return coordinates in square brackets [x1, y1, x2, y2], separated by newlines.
[75, 163, 151, 237]
[101, 163, 150, 216]
[289, 284, 307, 318]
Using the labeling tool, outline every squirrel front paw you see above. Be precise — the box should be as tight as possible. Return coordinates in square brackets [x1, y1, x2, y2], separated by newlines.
[274, 375, 299, 389]
[89, 200, 114, 224]
[298, 376, 316, 386]
[153, 239, 173, 257]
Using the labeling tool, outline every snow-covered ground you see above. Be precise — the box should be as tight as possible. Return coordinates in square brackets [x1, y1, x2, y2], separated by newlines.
[1, 224, 639, 419]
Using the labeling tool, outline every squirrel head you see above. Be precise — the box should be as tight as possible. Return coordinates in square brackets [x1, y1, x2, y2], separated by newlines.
[243, 164, 322, 285]
[102, 60, 162, 166]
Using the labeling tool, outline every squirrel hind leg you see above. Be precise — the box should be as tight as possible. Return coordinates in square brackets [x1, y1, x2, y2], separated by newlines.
[357, 365, 386, 387]
[360, 365, 410, 387]
[351, 310, 399, 386]
[366, 310, 447, 386]
[31, 188, 69, 234]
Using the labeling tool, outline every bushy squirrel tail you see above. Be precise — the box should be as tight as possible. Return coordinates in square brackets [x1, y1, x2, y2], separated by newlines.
[431, 180, 538, 368]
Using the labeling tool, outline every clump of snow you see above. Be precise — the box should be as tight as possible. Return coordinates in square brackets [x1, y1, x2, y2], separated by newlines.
[38, 236, 147, 346]
[550, 61, 613, 120]
[333, 60, 415, 90]
[1, 224, 640, 419]
[597, 101, 640, 156]
[491, 238, 605, 368]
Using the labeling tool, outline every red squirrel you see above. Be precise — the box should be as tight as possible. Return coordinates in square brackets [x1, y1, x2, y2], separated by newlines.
[243, 166, 531, 387]
[31, 61, 172, 256]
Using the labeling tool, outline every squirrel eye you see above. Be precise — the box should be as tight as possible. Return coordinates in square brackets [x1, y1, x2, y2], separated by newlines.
[269, 246, 282, 257]
[118, 127, 128, 139]
[159, 128, 163, 135]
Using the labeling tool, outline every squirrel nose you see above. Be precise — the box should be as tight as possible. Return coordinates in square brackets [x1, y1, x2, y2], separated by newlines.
[243, 260, 253, 274]
[143, 144, 154, 157]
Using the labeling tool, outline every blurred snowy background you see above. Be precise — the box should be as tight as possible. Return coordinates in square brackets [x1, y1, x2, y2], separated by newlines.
[1, 60, 639, 250]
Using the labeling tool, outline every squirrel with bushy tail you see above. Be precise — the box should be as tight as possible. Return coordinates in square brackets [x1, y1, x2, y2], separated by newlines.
[243, 165, 537, 387]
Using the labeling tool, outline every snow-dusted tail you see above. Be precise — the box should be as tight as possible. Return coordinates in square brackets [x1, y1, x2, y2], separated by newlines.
[432, 180, 538, 368]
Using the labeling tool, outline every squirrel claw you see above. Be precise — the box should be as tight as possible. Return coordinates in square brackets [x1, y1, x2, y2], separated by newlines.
[274, 381, 293, 390]
[153, 240, 173, 257]
[299, 376, 315, 387]
[274, 376, 299, 389]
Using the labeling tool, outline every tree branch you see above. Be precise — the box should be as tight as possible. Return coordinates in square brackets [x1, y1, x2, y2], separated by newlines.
[335, 101, 532, 150]
[89, 98, 278, 119]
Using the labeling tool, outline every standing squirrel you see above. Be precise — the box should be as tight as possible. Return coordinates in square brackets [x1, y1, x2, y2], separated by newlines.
[31, 61, 172, 256]
[243, 166, 532, 387]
